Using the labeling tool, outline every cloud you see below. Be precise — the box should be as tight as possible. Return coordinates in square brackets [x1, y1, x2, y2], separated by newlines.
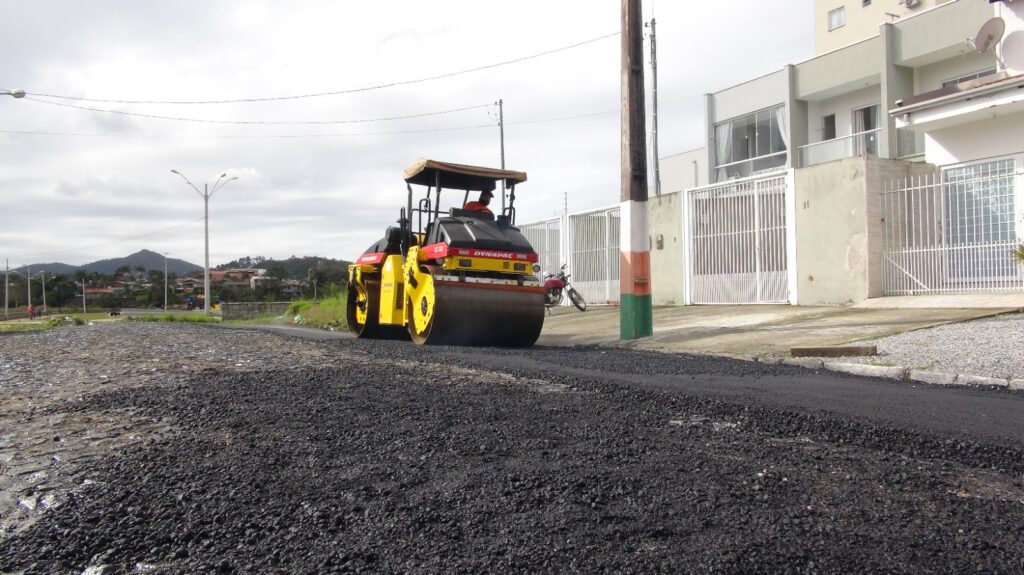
[0, 0, 814, 266]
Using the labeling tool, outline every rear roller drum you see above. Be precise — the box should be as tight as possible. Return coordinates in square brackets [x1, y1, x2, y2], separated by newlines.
[347, 278, 407, 340]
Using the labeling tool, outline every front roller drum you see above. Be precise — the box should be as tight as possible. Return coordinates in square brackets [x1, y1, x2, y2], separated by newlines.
[347, 278, 408, 340]
[407, 280, 545, 347]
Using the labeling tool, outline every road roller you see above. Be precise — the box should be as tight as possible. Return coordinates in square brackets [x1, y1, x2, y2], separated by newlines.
[347, 159, 546, 346]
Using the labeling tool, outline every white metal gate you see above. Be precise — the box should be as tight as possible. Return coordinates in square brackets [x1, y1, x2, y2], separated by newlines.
[882, 161, 1024, 295]
[569, 207, 620, 305]
[685, 173, 790, 304]
[519, 217, 563, 280]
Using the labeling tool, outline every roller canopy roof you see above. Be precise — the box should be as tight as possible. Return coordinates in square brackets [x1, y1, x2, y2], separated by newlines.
[403, 158, 527, 192]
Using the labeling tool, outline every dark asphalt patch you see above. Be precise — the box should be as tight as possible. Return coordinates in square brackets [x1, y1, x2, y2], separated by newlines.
[2, 354, 1023, 574]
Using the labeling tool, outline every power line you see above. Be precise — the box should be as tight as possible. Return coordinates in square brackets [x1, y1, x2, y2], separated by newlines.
[0, 122, 498, 139]
[23, 97, 492, 125]
[24, 32, 620, 105]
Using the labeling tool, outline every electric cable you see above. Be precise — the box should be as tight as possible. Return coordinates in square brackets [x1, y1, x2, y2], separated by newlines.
[23, 32, 620, 105]
[22, 97, 492, 125]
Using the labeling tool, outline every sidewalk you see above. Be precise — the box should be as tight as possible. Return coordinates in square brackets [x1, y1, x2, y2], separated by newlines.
[538, 295, 1024, 388]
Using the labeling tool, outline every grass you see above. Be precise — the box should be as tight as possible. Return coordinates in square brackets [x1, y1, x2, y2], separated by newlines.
[289, 294, 348, 330]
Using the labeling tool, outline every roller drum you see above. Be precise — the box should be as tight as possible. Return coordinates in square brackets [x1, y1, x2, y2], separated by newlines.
[409, 280, 544, 347]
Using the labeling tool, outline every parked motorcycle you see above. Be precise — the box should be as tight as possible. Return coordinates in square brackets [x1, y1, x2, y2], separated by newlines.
[544, 264, 587, 311]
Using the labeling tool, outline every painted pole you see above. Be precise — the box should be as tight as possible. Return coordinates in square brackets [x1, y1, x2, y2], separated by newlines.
[620, 0, 653, 339]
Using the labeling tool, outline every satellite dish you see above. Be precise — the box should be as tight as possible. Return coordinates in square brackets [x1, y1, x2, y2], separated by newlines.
[973, 17, 1005, 55]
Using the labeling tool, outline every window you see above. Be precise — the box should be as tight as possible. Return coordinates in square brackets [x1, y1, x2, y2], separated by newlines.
[713, 104, 788, 181]
[942, 159, 1018, 280]
[941, 68, 998, 89]
[821, 114, 836, 141]
[828, 6, 845, 31]
[852, 104, 880, 155]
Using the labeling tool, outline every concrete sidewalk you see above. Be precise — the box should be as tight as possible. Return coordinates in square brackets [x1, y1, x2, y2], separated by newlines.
[537, 296, 1023, 360]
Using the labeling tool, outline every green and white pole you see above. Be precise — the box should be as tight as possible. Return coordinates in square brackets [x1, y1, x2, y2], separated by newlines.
[620, 0, 653, 339]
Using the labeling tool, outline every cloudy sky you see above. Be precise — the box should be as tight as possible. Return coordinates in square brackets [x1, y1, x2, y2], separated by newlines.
[0, 1, 813, 267]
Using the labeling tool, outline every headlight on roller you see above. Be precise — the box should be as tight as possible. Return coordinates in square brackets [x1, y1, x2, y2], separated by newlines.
[532, 264, 541, 273]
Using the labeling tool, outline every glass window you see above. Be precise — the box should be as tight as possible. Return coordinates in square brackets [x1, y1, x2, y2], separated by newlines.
[941, 68, 998, 89]
[828, 7, 845, 31]
[713, 104, 787, 181]
[942, 159, 1017, 279]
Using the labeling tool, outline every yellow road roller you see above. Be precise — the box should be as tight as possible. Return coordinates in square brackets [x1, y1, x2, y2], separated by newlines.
[346, 159, 545, 346]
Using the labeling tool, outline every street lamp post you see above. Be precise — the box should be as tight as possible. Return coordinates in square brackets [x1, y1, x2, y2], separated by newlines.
[170, 170, 237, 315]
[3, 91, 25, 319]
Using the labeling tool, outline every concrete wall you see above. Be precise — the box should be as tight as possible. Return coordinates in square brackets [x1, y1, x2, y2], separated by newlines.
[794, 157, 871, 305]
[806, 85, 882, 143]
[647, 191, 685, 305]
[659, 148, 706, 195]
[794, 156, 936, 305]
[796, 36, 882, 101]
[926, 113, 1024, 167]
[914, 52, 996, 93]
[221, 301, 293, 321]
[710, 70, 789, 124]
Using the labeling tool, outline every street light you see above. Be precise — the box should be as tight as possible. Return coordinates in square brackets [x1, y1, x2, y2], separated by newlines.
[2, 89, 25, 99]
[170, 170, 237, 315]
[2, 92, 25, 319]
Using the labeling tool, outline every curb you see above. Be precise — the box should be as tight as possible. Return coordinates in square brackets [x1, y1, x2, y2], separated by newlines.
[774, 357, 1018, 390]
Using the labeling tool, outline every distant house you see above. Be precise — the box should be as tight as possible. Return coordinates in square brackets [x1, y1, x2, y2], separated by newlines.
[84, 287, 114, 302]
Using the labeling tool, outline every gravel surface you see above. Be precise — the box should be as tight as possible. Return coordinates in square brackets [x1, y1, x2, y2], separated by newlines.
[814, 312, 1024, 379]
[1, 322, 1023, 574]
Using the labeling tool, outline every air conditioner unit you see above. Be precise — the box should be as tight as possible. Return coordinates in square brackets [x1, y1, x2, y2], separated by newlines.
[903, 0, 922, 8]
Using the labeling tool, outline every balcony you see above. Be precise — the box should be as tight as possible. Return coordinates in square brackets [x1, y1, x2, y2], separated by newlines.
[713, 151, 787, 182]
[798, 128, 880, 168]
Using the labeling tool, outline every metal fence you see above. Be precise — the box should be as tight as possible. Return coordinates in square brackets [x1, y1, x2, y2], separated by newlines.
[882, 164, 1023, 295]
[685, 173, 790, 304]
[569, 207, 620, 305]
[519, 206, 621, 306]
[519, 217, 563, 282]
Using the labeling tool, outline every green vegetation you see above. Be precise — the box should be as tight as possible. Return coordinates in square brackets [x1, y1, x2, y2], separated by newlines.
[1014, 243, 1024, 264]
[289, 294, 348, 330]
[127, 313, 220, 324]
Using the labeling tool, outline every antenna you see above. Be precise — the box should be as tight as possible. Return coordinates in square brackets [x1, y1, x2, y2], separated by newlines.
[971, 17, 1005, 55]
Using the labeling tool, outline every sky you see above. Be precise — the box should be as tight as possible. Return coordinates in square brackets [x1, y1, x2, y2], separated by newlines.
[0, 1, 813, 267]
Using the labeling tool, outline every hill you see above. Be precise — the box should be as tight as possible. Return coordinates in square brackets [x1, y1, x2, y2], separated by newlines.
[12, 250, 202, 277]
[216, 255, 351, 280]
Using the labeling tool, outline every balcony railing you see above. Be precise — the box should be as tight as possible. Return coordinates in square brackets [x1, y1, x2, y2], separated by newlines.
[713, 151, 787, 182]
[798, 128, 880, 168]
[896, 127, 925, 159]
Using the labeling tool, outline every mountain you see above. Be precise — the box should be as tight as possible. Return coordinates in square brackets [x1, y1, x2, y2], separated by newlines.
[82, 250, 202, 275]
[12, 250, 202, 277]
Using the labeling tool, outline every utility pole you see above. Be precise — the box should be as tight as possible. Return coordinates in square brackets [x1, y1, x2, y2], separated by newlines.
[498, 98, 506, 213]
[620, 0, 653, 339]
[647, 17, 661, 197]
[4, 258, 8, 321]
[81, 278, 87, 314]
[26, 265, 31, 307]
[163, 252, 169, 311]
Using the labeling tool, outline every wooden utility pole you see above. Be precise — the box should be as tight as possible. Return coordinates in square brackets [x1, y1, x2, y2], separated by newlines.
[620, 0, 653, 339]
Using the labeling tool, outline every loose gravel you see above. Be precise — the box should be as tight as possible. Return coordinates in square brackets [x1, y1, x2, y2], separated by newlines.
[1, 323, 1023, 574]
[811, 312, 1024, 379]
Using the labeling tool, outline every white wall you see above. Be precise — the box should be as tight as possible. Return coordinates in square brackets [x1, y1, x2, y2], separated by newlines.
[926, 112, 1024, 167]
[659, 148, 706, 195]
[712, 70, 789, 123]
[914, 52, 996, 93]
[805, 85, 882, 144]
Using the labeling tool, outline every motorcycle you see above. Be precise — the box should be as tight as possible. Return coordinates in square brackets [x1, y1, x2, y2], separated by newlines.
[544, 264, 587, 312]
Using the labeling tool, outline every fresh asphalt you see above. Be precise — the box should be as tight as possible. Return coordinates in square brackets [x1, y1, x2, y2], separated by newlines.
[239, 323, 1024, 447]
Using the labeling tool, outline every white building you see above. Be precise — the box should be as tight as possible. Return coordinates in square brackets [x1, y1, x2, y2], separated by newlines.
[521, 0, 1024, 307]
